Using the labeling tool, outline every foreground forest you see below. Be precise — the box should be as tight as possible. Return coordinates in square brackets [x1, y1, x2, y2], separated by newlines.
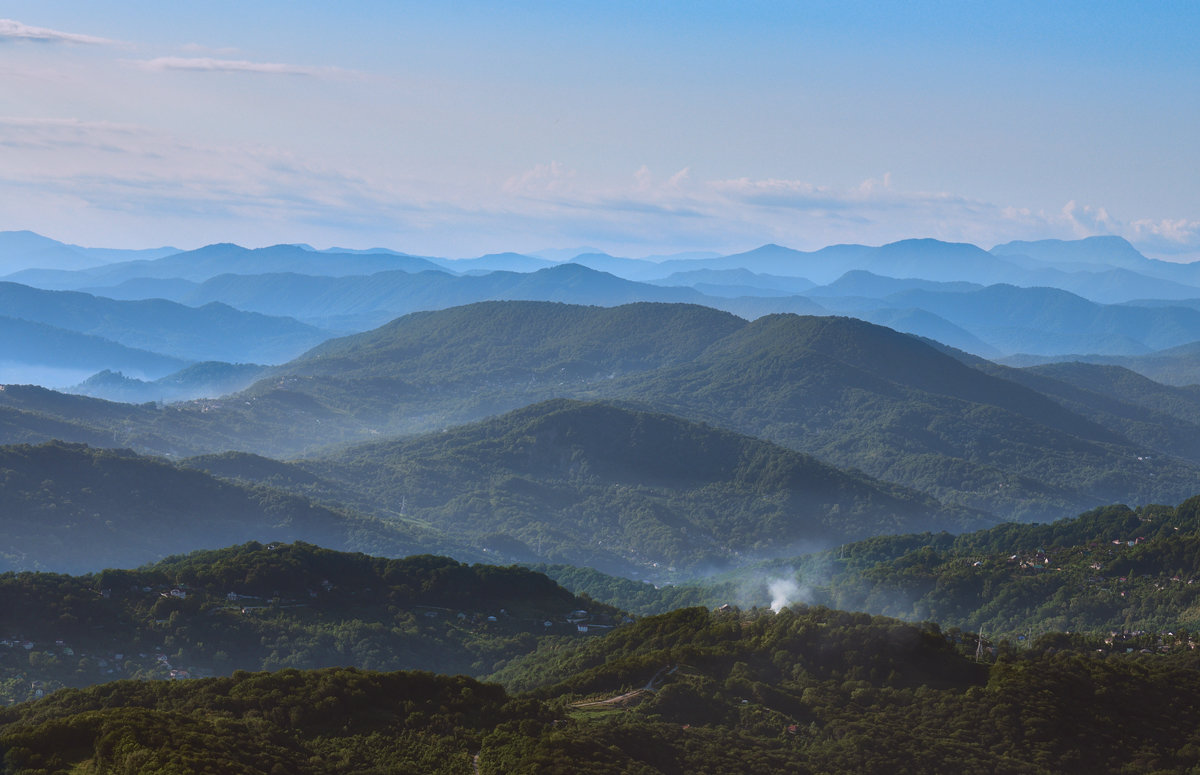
[3, 606, 1200, 774]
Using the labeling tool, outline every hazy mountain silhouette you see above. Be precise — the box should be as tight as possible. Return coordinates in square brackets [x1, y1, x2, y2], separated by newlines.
[0, 281, 329, 363]
[0, 230, 178, 275]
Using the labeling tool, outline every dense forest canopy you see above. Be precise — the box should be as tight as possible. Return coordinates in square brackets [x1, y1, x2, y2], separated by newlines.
[4, 605, 1200, 774]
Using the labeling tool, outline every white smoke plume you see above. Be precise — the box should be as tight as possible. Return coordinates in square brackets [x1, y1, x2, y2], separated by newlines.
[768, 576, 803, 613]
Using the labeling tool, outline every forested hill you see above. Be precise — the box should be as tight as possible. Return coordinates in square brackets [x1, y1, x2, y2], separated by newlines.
[0, 542, 620, 704]
[228, 399, 988, 576]
[0, 441, 460, 573]
[286, 299, 744, 382]
[563, 493, 1200, 639]
[606, 312, 1200, 519]
[806, 494, 1200, 637]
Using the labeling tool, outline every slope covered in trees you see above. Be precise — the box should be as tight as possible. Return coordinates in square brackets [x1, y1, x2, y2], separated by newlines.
[612, 494, 1200, 642]
[6, 604, 1200, 773]
[609, 312, 1200, 519]
[231, 400, 986, 577]
[0, 542, 615, 705]
[0, 442, 454, 573]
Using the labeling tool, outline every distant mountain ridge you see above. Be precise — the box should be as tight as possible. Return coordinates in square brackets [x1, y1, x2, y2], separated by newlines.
[0, 230, 178, 275]
[10, 232, 1200, 370]
[883, 284, 1200, 356]
[0, 316, 190, 383]
[2, 242, 449, 290]
[0, 281, 329, 376]
[1000, 343, 1200, 386]
[83, 263, 817, 332]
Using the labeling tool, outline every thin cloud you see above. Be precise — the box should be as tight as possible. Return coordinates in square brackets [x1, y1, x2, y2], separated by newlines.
[133, 56, 354, 78]
[3, 120, 1198, 260]
[503, 161, 577, 195]
[0, 18, 116, 45]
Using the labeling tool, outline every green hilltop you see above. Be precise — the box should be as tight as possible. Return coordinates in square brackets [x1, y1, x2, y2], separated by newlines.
[188, 399, 987, 577]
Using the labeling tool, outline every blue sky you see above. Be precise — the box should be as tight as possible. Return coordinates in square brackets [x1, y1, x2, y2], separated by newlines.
[1, 2, 1197, 259]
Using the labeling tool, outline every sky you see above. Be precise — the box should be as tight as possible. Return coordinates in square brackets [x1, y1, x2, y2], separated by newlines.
[1, 1, 1198, 260]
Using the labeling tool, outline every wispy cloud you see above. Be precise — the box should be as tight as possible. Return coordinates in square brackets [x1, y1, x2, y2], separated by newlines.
[491, 164, 1200, 260]
[179, 43, 241, 56]
[133, 57, 355, 78]
[0, 18, 116, 45]
[2, 118, 1197, 261]
[0, 116, 427, 247]
[503, 161, 578, 195]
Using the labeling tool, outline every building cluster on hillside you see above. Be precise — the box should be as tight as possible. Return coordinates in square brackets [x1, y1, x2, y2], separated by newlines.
[0, 634, 208, 704]
[1103, 629, 1196, 653]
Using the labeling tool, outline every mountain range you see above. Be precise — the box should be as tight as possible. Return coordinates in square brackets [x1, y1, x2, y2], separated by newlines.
[2, 242, 446, 291]
[0, 281, 329, 367]
[7, 228, 1200, 771]
[7, 232, 1200, 374]
[4, 301, 1200, 527]
[6, 231, 1200, 554]
[0, 230, 178, 275]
